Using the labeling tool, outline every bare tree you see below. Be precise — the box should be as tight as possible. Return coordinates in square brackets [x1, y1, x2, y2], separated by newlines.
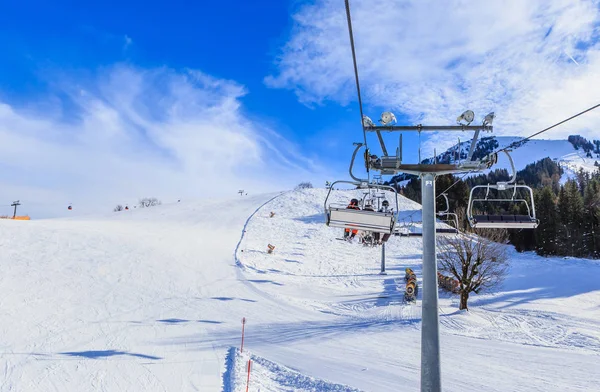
[138, 197, 162, 208]
[437, 229, 509, 310]
[114, 204, 124, 212]
[295, 182, 313, 190]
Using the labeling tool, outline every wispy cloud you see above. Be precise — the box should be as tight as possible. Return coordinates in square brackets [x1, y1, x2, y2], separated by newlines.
[123, 35, 133, 51]
[267, 0, 600, 154]
[0, 65, 320, 217]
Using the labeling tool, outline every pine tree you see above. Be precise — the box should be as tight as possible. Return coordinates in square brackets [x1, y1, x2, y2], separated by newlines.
[534, 187, 559, 256]
[558, 180, 585, 256]
[583, 179, 600, 257]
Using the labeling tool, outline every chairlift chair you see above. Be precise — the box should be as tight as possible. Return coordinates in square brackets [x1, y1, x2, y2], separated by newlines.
[394, 217, 416, 236]
[324, 180, 399, 234]
[467, 151, 539, 229]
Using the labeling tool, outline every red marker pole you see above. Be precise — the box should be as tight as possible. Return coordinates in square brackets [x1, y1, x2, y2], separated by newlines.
[241, 317, 246, 353]
[245, 359, 252, 392]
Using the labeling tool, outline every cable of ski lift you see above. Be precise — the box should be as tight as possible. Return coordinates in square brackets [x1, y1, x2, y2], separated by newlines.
[410, 103, 600, 202]
[493, 103, 600, 155]
[344, 0, 369, 154]
[431, 103, 597, 217]
[432, 103, 600, 204]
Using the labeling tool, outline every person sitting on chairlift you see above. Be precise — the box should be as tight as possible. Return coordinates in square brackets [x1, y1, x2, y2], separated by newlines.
[378, 200, 393, 245]
[362, 201, 378, 244]
[344, 198, 360, 241]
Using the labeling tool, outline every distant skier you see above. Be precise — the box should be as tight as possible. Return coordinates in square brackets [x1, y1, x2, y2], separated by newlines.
[344, 198, 360, 241]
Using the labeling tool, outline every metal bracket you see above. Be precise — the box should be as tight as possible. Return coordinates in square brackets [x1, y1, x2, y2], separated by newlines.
[349, 143, 368, 182]
[375, 130, 388, 157]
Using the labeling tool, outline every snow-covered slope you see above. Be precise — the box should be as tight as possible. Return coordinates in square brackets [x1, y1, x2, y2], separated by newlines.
[1, 189, 599, 391]
[431, 136, 597, 176]
[491, 137, 598, 179]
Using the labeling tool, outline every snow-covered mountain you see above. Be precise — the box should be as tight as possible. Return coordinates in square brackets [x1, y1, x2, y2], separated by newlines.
[391, 135, 599, 184]
[476, 136, 598, 178]
[2, 188, 599, 391]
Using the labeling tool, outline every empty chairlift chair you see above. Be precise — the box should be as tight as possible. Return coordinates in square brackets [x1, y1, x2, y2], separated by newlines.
[394, 217, 416, 236]
[466, 151, 539, 229]
[325, 181, 399, 234]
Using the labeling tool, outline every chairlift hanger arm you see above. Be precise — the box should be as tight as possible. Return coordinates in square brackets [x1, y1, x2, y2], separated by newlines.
[349, 143, 368, 182]
[375, 130, 388, 156]
[503, 150, 517, 184]
[467, 129, 480, 161]
[439, 193, 450, 214]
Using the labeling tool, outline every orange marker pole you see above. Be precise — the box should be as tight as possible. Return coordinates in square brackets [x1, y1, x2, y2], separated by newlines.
[246, 359, 252, 392]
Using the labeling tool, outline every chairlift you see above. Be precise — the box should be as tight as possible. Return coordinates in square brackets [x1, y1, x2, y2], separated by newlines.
[467, 151, 539, 229]
[394, 217, 415, 236]
[436, 193, 459, 234]
[324, 180, 399, 234]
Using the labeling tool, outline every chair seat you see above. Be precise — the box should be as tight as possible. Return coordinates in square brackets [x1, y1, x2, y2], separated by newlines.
[328, 207, 395, 234]
[471, 215, 538, 229]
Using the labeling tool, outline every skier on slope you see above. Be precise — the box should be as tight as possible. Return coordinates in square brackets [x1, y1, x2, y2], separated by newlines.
[344, 198, 360, 241]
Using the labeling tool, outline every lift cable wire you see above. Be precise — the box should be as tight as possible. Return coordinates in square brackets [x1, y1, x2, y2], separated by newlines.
[346, 0, 599, 206]
[344, 0, 370, 165]
[434, 102, 600, 202]
[497, 102, 600, 153]
[435, 170, 476, 199]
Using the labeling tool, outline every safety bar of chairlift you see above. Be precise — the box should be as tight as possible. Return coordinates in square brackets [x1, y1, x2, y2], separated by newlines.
[324, 180, 400, 226]
[394, 215, 416, 234]
[469, 198, 533, 217]
[437, 212, 459, 232]
[468, 184, 537, 220]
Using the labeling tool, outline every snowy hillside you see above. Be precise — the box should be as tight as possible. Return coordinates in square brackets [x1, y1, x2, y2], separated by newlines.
[422, 136, 598, 179]
[491, 137, 599, 179]
[1, 189, 599, 391]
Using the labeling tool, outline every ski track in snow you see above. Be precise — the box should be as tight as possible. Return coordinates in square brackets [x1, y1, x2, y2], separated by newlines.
[0, 188, 599, 391]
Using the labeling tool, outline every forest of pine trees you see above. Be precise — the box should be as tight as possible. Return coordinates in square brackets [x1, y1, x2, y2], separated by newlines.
[393, 158, 600, 259]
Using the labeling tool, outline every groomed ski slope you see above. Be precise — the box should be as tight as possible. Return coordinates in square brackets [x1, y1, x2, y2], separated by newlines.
[1, 189, 599, 391]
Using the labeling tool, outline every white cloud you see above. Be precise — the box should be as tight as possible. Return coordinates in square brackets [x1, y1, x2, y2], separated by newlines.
[124, 35, 133, 50]
[267, 0, 600, 155]
[0, 65, 321, 218]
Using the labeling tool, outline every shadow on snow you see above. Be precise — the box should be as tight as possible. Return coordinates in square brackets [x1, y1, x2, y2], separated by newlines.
[60, 350, 161, 360]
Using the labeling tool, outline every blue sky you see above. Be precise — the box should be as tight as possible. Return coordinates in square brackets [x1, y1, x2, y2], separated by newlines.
[0, 0, 360, 161]
[1, 0, 600, 218]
